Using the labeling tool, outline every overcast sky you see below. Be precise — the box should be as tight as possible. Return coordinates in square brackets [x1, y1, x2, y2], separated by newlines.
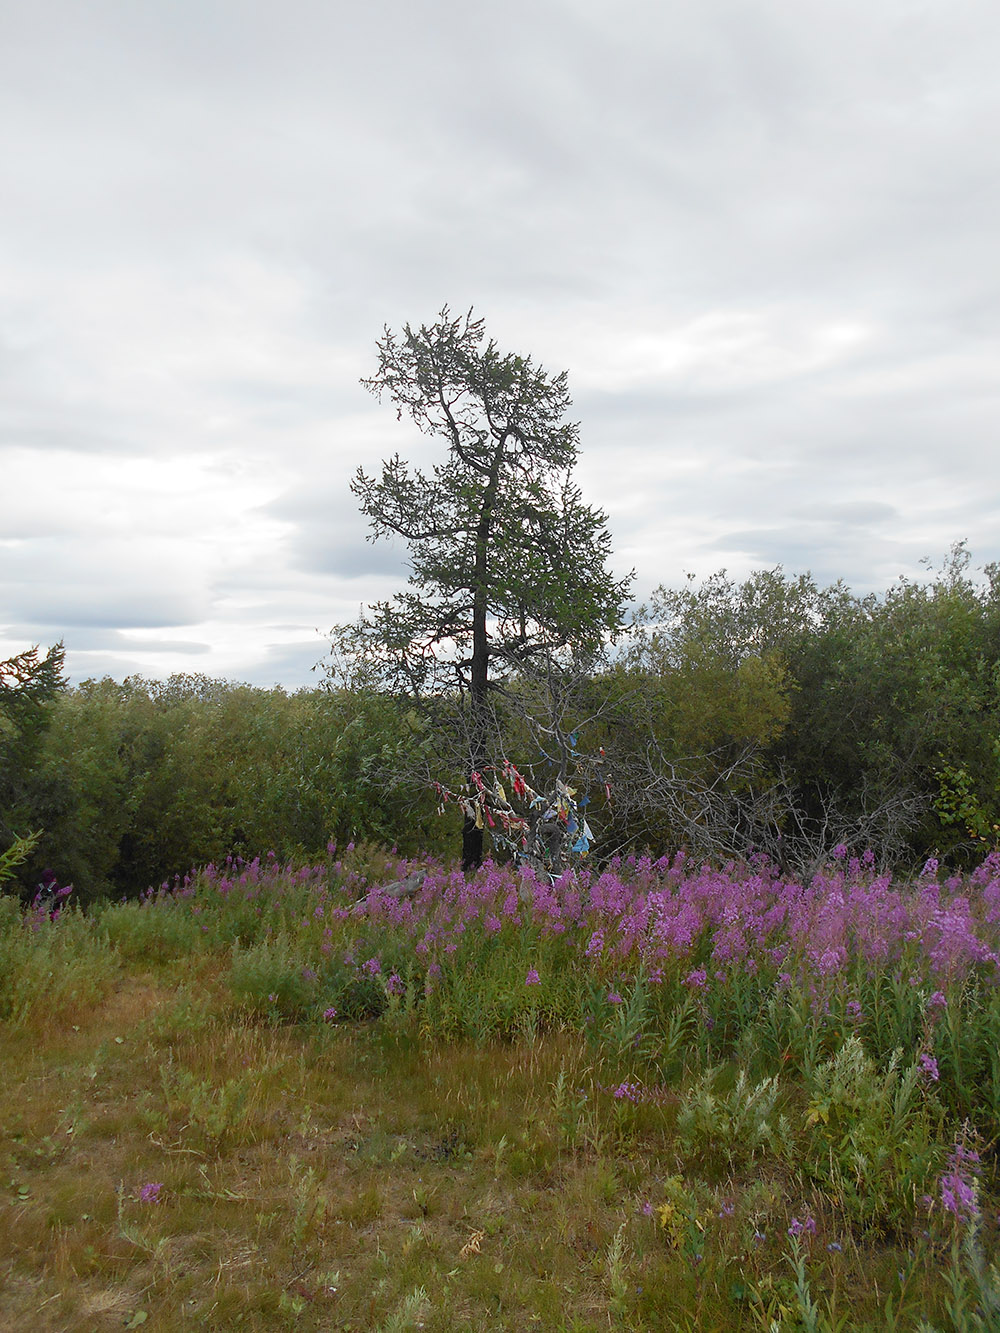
[2, 0, 998, 689]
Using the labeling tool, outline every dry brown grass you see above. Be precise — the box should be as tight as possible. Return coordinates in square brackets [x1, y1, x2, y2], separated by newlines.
[0, 968, 965, 1331]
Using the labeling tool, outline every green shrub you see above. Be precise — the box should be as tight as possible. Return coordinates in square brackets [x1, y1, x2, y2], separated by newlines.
[100, 897, 207, 962]
[676, 1065, 793, 1170]
[801, 1036, 942, 1232]
[0, 906, 116, 1025]
[227, 936, 327, 1022]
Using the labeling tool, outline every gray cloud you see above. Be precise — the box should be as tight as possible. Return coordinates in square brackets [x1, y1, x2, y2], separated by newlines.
[0, 535, 212, 630]
[1, 625, 210, 656]
[1, 0, 998, 685]
[3, 596, 202, 633]
[263, 484, 410, 579]
[248, 639, 332, 690]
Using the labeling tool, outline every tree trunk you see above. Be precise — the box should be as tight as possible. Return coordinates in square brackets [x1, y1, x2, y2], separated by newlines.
[462, 460, 500, 872]
[462, 567, 489, 872]
[461, 811, 484, 873]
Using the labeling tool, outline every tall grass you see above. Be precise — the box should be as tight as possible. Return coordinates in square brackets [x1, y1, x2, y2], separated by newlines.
[0, 891, 116, 1025]
[1, 843, 999, 1328]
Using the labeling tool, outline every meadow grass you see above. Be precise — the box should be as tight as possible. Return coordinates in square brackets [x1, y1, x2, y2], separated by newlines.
[1, 846, 999, 1330]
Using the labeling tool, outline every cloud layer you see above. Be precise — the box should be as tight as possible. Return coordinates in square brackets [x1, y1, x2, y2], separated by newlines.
[2, 0, 998, 686]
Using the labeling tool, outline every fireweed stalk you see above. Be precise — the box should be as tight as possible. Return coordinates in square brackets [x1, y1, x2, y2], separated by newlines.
[109, 848, 1000, 1098]
[174, 848, 1000, 980]
[142, 849, 1000, 997]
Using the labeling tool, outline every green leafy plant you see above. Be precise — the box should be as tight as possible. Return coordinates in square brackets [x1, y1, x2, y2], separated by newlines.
[227, 936, 324, 1021]
[677, 1066, 792, 1169]
[802, 1037, 940, 1231]
[159, 1062, 254, 1154]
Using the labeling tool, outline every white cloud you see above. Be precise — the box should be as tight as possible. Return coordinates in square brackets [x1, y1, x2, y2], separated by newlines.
[1, 0, 998, 686]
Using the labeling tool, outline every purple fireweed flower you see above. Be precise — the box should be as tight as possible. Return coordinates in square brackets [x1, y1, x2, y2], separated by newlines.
[816, 948, 844, 975]
[323, 1006, 338, 1021]
[612, 1081, 642, 1101]
[525, 968, 540, 986]
[140, 850, 1000, 1048]
[138, 1182, 163, 1203]
[941, 1172, 977, 1222]
[938, 1135, 982, 1225]
[919, 1053, 940, 1082]
[386, 971, 405, 996]
[362, 957, 381, 976]
[833, 844, 848, 862]
[585, 929, 605, 958]
[607, 990, 623, 1004]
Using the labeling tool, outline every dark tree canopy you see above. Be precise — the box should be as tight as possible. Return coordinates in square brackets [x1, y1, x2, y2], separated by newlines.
[0, 642, 66, 874]
[349, 307, 632, 868]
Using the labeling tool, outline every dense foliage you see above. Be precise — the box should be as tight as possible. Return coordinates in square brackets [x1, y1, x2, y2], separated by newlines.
[89, 844, 1000, 1141]
[0, 643, 65, 855]
[601, 545, 1000, 872]
[2, 546, 998, 901]
[4, 674, 447, 903]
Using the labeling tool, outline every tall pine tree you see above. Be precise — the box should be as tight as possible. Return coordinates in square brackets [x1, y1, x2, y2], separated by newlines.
[349, 308, 630, 869]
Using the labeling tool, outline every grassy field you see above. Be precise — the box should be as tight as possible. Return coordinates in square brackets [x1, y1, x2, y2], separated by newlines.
[2, 847, 999, 1330]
